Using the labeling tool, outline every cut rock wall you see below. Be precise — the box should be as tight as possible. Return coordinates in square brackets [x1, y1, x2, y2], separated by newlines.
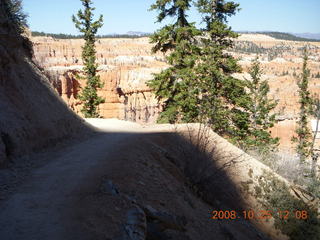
[0, 8, 90, 166]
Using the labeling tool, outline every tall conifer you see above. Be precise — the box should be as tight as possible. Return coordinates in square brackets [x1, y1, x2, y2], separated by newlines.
[245, 58, 279, 152]
[72, 0, 104, 118]
[147, 0, 201, 123]
[292, 48, 313, 162]
[149, 0, 277, 149]
[195, 0, 250, 144]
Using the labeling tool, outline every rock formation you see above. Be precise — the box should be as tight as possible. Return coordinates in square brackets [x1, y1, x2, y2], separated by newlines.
[32, 37, 166, 123]
[0, 2, 90, 167]
[31, 34, 320, 150]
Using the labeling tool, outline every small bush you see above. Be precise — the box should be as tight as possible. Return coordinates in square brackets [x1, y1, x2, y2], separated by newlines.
[307, 178, 320, 199]
[169, 123, 245, 211]
[252, 170, 320, 240]
[249, 150, 310, 184]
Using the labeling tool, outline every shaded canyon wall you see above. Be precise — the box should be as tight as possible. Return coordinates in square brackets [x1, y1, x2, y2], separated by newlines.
[0, 6, 90, 166]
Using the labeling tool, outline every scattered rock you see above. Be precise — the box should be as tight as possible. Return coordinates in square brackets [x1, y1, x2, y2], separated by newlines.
[125, 205, 147, 240]
[143, 205, 187, 232]
[100, 179, 120, 196]
[121, 203, 188, 240]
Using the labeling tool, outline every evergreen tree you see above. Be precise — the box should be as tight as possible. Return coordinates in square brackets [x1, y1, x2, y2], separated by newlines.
[195, 0, 250, 144]
[244, 58, 279, 152]
[72, 0, 104, 118]
[3, 0, 33, 56]
[148, 0, 253, 147]
[147, 0, 201, 123]
[4, 0, 28, 34]
[292, 48, 313, 162]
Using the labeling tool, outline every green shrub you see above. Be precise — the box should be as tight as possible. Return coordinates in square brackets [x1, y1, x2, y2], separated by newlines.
[254, 171, 320, 240]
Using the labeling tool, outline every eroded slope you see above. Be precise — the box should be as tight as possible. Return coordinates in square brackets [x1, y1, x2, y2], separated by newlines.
[0, 1, 90, 166]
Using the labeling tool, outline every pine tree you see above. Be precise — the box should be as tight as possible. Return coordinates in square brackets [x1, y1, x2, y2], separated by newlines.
[244, 58, 279, 152]
[148, 0, 253, 147]
[147, 0, 201, 123]
[4, 0, 28, 34]
[195, 0, 250, 144]
[292, 48, 313, 162]
[3, 0, 33, 56]
[72, 0, 104, 118]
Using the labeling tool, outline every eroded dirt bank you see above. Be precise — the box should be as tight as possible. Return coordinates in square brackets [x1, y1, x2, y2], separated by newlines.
[0, 1, 91, 167]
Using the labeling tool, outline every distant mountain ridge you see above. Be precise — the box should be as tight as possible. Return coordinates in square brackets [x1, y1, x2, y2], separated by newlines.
[31, 31, 151, 39]
[237, 31, 320, 42]
[126, 31, 150, 36]
[293, 33, 320, 40]
[31, 30, 320, 42]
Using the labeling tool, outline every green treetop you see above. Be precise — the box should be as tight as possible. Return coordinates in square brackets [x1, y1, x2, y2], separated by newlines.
[72, 0, 104, 118]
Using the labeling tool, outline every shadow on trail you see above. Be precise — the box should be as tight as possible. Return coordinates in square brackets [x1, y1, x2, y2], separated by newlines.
[69, 128, 273, 240]
[0, 128, 273, 240]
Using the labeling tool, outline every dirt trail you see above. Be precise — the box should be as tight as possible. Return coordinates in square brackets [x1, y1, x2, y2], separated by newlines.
[0, 119, 282, 240]
[0, 119, 153, 240]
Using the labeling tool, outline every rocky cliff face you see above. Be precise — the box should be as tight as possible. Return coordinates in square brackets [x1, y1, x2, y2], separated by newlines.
[0, 3, 89, 167]
[31, 34, 320, 150]
[32, 37, 166, 123]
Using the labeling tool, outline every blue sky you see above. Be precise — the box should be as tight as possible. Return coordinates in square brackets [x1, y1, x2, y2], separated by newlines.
[23, 0, 320, 35]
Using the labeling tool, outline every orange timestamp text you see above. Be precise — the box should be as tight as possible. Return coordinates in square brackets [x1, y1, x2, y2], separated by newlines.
[211, 210, 308, 220]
